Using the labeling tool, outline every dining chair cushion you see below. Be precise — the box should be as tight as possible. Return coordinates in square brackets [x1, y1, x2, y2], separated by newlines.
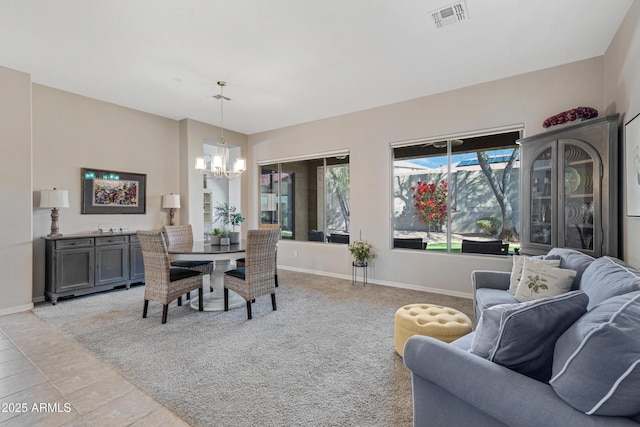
[225, 267, 246, 280]
[170, 268, 202, 282]
[170, 260, 212, 268]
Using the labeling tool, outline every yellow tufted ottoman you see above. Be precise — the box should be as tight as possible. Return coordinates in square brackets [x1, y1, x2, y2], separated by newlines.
[394, 304, 473, 357]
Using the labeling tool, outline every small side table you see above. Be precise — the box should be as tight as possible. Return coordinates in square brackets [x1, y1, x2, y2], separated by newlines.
[352, 260, 368, 286]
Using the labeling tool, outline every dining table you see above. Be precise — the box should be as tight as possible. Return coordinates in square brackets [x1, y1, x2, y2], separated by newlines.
[168, 240, 246, 312]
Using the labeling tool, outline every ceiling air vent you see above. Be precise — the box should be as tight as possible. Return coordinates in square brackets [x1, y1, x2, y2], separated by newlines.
[430, 2, 468, 29]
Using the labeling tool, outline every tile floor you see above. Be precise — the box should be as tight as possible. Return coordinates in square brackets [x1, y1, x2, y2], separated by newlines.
[0, 311, 189, 427]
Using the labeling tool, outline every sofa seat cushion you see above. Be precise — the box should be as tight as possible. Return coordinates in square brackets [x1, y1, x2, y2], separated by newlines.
[475, 288, 518, 314]
[546, 248, 595, 291]
[550, 291, 640, 416]
[471, 291, 588, 382]
[580, 257, 640, 310]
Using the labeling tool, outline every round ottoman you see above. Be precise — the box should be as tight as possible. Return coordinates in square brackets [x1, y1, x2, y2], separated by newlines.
[394, 304, 473, 357]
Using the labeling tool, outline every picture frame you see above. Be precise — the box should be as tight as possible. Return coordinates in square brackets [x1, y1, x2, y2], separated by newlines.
[625, 113, 640, 217]
[81, 168, 146, 214]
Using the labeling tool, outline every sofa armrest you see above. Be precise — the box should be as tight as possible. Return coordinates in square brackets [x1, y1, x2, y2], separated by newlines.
[472, 270, 511, 291]
[403, 335, 638, 427]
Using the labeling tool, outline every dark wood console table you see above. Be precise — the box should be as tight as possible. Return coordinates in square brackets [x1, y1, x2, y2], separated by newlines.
[43, 232, 144, 304]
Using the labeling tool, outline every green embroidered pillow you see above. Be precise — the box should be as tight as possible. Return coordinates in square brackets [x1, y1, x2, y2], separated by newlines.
[514, 257, 576, 302]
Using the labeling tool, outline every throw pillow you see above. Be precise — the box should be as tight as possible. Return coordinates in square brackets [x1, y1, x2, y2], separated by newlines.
[550, 291, 640, 416]
[470, 291, 588, 382]
[514, 258, 576, 302]
[508, 255, 561, 295]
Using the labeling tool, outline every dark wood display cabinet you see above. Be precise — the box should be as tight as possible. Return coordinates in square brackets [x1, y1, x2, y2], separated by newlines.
[518, 114, 619, 257]
[43, 232, 145, 304]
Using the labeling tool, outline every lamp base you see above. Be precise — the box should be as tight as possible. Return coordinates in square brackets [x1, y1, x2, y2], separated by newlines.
[48, 208, 62, 237]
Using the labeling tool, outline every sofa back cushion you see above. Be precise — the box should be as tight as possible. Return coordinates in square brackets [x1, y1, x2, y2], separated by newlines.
[550, 291, 640, 416]
[546, 248, 595, 291]
[580, 256, 640, 310]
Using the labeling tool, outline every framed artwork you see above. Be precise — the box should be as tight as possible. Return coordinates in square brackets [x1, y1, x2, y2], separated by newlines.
[81, 168, 146, 214]
[626, 113, 640, 217]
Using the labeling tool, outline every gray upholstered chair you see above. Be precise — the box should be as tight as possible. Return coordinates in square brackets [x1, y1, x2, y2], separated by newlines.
[136, 230, 203, 324]
[224, 229, 280, 319]
[163, 225, 214, 295]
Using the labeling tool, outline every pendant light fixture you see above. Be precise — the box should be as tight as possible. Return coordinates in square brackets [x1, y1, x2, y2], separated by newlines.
[195, 81, 246, 180]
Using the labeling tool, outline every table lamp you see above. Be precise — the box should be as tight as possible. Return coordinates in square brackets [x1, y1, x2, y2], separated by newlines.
[162, 193, 181, 226]
[40, 188, 70, 237]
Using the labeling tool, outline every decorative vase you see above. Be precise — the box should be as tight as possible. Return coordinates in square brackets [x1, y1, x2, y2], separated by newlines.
[220, 237, 230, 246]
[210, 235, 220, 245]
[354, 259, 367, 267]
[229, 231, 240, 244]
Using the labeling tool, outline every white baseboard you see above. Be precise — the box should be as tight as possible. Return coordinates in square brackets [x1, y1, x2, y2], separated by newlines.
[0, 303, 34, 317]
[278, 265, 473, 300]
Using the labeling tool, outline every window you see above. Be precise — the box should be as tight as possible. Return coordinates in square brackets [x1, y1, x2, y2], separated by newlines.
[259, 154, 350, 243]
[392, 130, 521, 254]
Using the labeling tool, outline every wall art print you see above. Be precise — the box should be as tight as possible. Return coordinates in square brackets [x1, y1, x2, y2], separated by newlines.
[626, 113, 640, 217]
[81, 168, 146, 214]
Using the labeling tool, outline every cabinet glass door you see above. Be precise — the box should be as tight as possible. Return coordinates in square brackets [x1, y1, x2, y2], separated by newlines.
[530, 147, 553, 246]
[562, 143, 596, 252]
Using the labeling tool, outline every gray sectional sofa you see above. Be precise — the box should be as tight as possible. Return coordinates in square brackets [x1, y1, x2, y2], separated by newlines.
[404, 248, 640, 427]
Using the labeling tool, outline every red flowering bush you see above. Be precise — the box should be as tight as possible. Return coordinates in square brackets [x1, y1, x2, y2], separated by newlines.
[411, 180, 448, 228]
[542, 106, 598, 128]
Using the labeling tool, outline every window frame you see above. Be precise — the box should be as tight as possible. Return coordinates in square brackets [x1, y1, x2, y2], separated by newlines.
[389, 125, 523, 254]
[258, 149, 350, 243]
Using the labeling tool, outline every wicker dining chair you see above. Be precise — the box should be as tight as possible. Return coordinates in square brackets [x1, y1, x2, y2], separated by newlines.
[137, 230, 204, 324]
[236, 223, 280, 287]
[163, 225, 214, 296]
[224, 229, 280, 319]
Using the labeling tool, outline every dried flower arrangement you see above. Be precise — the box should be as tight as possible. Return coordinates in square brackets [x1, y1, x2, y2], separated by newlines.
[542, 107, 598, 128]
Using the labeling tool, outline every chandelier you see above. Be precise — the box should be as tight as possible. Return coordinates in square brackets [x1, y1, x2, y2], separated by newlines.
[195, 81, 246, 180]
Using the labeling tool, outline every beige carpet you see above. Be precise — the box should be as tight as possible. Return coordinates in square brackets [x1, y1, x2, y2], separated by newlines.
[33, 270, 474, 427]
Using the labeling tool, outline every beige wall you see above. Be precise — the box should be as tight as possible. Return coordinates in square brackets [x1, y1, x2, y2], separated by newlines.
[0, 66, 33, 315]
[30, 85, 182, 301]
[605, 0, 640, 267]
[248, 57, 608, 297]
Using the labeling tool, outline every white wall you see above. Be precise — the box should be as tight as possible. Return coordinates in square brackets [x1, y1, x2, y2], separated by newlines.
[604, 0, 640, 267]
[248, 58, 607, 298]
[0, 66, 33, 315]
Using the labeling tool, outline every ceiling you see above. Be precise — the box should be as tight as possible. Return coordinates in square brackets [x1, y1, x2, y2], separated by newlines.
[0, 0, 633, 135]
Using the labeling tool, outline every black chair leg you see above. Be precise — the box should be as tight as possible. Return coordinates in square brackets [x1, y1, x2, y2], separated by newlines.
[162, 304, 169, 324]
[143, 300, 149, 318]
[224, 288, 229, 311]
[198, 288, 203, 311]
[275, 274, 278, 287]
[271, 293, 277, 311]
[246, 300, 252, 320]
[177, 296, 182, 306]
[186, 291, 191, 300]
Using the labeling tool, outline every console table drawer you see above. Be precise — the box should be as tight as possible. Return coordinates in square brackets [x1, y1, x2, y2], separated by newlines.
[96, 236, 129, 246]
[56, 238, 94, 249]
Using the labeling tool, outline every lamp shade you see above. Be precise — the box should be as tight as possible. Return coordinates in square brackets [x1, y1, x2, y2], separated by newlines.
[40, 189, 69, 208]
[162, 194, 181, 209]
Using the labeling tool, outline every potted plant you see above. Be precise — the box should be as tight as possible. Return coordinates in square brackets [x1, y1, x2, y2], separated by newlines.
[219, 229, 230, 246]
[210, 228, 222, 245]
[348, 240, 375, 266]
[214, 202, 245, 244]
